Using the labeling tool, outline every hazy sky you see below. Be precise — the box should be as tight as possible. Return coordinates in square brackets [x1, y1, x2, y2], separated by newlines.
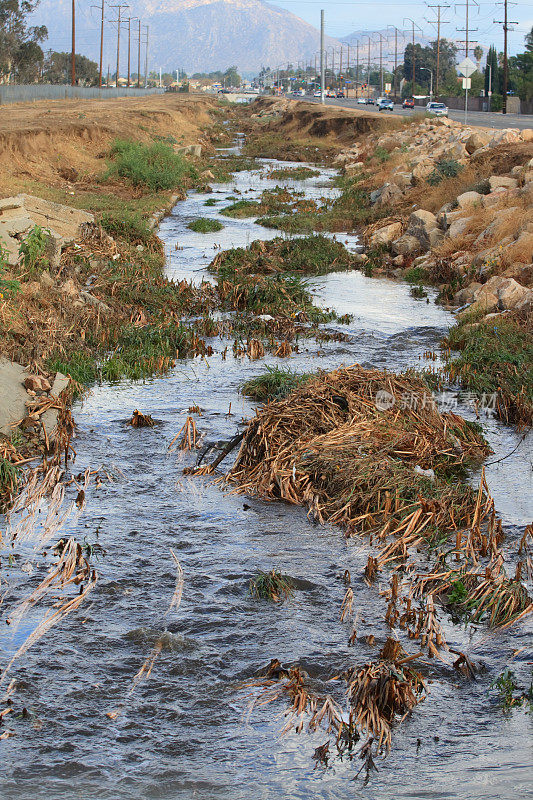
[268, 0, 533, 55]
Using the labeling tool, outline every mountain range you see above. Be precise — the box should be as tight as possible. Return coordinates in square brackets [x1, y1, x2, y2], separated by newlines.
[32, 0, 341, 75]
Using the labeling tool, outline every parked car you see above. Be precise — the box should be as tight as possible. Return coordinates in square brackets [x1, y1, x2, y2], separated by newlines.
[402, 97, 415, 108]
[377, 98, 394, 111]
[426, 101, 448, 117]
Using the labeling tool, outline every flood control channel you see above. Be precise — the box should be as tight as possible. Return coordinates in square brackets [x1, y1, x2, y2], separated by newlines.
[1, 150, 532, 800]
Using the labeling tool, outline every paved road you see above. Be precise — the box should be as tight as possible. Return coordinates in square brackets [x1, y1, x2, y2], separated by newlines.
[298, 96, 531, 131]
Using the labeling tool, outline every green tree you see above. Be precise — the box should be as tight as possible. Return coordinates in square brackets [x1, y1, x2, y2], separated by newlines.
[473, 45, 483, 71]
[508, 26, 533, 101]
[0, 0, 47, 82]
[403, 39, 457, 94]
[484, 45, 499, 96]
[43, 52, 98, 85]
[224, 65, 241, 87]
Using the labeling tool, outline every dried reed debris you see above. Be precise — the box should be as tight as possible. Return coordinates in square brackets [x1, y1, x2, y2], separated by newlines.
[227, 365, 491, 554]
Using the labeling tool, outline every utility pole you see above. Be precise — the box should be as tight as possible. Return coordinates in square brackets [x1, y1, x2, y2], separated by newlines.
[137, 19, 141, 88]
[71, 0, 76, 86]
[144, 24, 149, 87]
[111, 4, 129, 87]
[356, 40, 360, 95]
[367, 36, 372, 89]
[377, 33, 387, 94]
[404, 18, 423, 93]
[320, 9, 325, 103]
[92, 0, 104, 87]
[126, 16, 138, 87]
[494, 1, 518, 115]
[426, 3, 450, 96]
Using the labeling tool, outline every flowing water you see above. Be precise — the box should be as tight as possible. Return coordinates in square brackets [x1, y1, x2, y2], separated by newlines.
[1, 151, 532, 800]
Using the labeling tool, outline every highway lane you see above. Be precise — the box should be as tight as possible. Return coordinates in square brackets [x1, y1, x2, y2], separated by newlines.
[297, 95, 532, 131]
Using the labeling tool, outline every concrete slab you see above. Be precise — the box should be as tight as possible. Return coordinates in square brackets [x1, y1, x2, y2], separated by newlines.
[0, 358, 28, 436]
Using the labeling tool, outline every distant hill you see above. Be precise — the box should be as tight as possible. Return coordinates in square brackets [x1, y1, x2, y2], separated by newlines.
[32, 0, 340, 74]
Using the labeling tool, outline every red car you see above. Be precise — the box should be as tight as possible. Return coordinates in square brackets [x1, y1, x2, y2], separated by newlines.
[402, 98, 415, 109]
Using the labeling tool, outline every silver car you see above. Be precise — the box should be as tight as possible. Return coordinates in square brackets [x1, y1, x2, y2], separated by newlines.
[426, 101, 448, 117]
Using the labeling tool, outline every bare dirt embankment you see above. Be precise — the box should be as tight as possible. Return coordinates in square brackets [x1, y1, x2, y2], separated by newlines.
[0, 93, 218, 195]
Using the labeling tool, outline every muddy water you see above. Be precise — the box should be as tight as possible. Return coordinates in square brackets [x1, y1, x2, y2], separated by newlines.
[1, 156, 531, 800]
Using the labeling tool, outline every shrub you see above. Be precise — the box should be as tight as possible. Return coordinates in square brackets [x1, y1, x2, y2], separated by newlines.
[427, 158, 463, 186]
[107, 139, 198, 192]
[18, 225, 49, 274]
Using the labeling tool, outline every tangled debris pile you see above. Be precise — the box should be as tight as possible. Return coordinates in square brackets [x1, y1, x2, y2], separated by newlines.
[223, 364, 532, 768]
[227, 365, 489, 544]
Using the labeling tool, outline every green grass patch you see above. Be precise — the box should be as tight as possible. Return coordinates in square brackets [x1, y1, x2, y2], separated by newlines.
[204, 198, 221, 206]
[100, 210, 154, 245]
[257, 179, 376, 234]
[187, 218, 224, 233]
[220, 199, 263, 218]
[243, 132, 335, 164]
[48, 322, 195, 385]
[404, 266, 429, 284]
[212, 235, 354, 278]
[107, 139, 198, 192]
[444, 314, 533, 426]
[242, 366, 314, 401]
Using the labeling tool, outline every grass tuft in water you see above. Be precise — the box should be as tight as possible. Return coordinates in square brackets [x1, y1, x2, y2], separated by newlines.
[242, 366, 313, 401]
[250, 569, 295, 602]
[187, 218, 224, 233]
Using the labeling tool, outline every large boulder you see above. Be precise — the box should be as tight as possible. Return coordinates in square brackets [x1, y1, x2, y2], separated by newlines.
[411, 160, 434, 184]
[374, 183, 403, 207]
[392, 234, 421, 256]
[454, 282, 483, 305]
[456, 191, 483, 210]
[406, 209, 442, 250]
[446, 217, 471, 240]
[465, 131, 492, 154]
[369, 222, 403, 247]
[488, 175, 518, 192]
[497, 278, 531, 310]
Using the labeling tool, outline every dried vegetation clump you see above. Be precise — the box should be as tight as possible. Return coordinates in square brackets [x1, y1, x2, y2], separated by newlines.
[227, 365, 490, 549]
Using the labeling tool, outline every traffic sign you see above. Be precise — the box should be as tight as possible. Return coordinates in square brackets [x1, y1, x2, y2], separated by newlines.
[462, 77, 471, 90]
[457, 57, 477, 78]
